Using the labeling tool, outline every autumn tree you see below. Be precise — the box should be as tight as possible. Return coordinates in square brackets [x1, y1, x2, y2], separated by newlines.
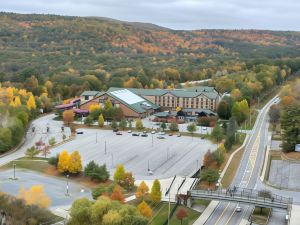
[135, 181, 149, 200]
[123, 172, 135, 191]
[211, 124, 224, 143]
[25, 146, 40, 158]
[69, 151, 82, 174]
[135, 119, 144, 131]
[187, 123, 197, 138]
[26, 95, 36, 110]
[98, 114, 105, 127]
[150, 179, 162, 203]
[57, 150, 70, 173]
[137, 201, 152, 218]
[110, 185, 125, 203]
[169, 122, 179, 132]
[114, 164, 126, 184]
[231, 99, 250, 124]
[176, 208, 188, 225]
[18, 185, 51, 208]
[63, 110, 74, 125]
[203, 149, 213, 168]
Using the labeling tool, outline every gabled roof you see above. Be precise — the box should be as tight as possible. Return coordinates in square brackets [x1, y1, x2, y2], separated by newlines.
[80, 91, 102, 96]
[107, 89, 159, 114]
[108, 86, 219, 99]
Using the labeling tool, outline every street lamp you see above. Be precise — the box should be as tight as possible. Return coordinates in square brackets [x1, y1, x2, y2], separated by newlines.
[11, 163, 17, 180]
[66, 174, 70, 196]
[105, 140, 107, 154]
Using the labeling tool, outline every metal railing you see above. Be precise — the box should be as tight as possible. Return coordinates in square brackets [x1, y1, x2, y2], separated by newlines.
[188, 187, 293, 210]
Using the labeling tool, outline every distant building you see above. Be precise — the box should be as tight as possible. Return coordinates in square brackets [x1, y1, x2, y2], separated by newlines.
[80, 89, 159, 119]
[108, 86, 220, 114]
[56, 86, 220, 121]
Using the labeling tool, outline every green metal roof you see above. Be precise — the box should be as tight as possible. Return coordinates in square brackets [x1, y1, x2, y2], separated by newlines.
[108, 86, 219, 99]
[81, 91, 102, 96]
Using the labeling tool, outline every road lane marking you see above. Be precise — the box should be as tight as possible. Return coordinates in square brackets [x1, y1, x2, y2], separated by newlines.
[213, 203, 230, 225]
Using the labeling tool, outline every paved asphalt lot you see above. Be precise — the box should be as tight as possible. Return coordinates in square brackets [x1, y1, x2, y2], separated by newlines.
[50, 129, 217, 180]
[269, 160, 300, 190]
[0, 169, 91, 208]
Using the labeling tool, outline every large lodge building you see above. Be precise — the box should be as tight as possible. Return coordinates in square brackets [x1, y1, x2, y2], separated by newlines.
[56, 86, 221, 121]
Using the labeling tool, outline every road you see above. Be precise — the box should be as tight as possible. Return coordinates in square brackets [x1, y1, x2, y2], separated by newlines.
[205, 96, 279, 225]
[0, 114, 71, 167]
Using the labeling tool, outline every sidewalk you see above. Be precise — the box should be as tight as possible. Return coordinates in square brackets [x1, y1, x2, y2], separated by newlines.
[192, 201, 219, 225]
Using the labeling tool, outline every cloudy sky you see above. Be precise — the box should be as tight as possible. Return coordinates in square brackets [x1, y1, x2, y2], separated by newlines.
[1, 0, 300, 30]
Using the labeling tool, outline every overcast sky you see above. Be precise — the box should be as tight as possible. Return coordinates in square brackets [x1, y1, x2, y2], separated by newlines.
[1, 0, 300, 31]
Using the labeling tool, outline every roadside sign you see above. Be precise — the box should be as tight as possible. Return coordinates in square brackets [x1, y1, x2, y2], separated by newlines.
[295, 144, 300, 152]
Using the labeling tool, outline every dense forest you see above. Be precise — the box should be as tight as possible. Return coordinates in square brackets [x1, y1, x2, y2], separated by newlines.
[0, 12, 300, 101]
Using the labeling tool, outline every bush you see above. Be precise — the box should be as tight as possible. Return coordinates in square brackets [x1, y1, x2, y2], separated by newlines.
[224, 135, 235, 151]
[201, 169, 219, 185]
[48, 154, 59, 168]
[92, 183, 120, 200]
[84, 116, 93, 126]
[84, 161, 109, 182]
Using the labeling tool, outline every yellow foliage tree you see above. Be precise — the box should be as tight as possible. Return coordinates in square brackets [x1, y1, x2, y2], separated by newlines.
[18, 185, 51, 208]
[58, 150, 70, 173]
[63, 110, 75, 124]
[14, 96, 22, 107]
[98, 114, 105, 127]
[89, 104, 101, 112]
[27, 94, 36, 110]
[135, 181, 149, 200]
[137, 201, 152, 218]
[68, 151, 82, 174]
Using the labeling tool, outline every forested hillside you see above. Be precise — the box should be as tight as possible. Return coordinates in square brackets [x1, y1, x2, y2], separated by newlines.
[0, 12, 300, 100]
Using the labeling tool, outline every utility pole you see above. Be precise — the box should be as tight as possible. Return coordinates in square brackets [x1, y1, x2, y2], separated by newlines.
[168, 189, 171, 225]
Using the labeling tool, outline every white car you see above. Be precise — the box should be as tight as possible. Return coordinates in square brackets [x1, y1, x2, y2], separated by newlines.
[151, 131, 156, 134]
[128, 130, 132, 133]
[235, 206, 241, 212]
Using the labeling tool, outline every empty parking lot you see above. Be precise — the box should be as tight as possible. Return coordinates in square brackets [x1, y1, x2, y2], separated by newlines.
[50, 129, 217, 180]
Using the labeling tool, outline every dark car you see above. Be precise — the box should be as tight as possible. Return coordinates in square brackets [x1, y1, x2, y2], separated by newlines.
[141, 133, 148, 137]
[132, 133, 140, 136]
[157, 136, 165, 139]
[76, 131, 84, 134]
[113, 128, 119, 132]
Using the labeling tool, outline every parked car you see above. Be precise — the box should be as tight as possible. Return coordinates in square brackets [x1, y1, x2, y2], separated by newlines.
[141, 133, 148, 137]
[113, 128, 119, 132]
[128, 130, 132, 133]
[76, 131, 84, 134]
[157, 136, 165, 139]
[158, 132, 166, 135]
[177, 133, 181, 137]
[151, 131, 156, 134]
[168, 133, 173, 136]
[116, 131, 122, 135]
[132, 133, 140, 136]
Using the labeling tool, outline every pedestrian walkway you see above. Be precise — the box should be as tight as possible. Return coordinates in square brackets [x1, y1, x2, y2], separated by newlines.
[193, 201, 219, 225]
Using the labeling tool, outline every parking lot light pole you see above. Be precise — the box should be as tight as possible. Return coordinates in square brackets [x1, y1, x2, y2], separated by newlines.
[66, 174, 70, 196]
[111, 153, 114, 168]
[105, 140, 107, 154]
[13, 163, 16, 180]
[151, 134, 154, 147]
[96, 132, 98, 143]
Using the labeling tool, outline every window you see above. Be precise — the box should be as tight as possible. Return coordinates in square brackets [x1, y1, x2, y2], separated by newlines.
[85, 96, 89, 100]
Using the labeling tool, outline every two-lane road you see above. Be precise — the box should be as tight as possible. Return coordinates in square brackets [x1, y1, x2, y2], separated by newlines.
[205, 96, 279, 225]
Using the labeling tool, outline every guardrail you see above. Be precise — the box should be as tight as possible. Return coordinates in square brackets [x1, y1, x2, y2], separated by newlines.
[188, 187, 292, 210]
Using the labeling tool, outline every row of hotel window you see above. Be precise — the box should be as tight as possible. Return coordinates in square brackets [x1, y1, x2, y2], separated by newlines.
[154, 96, 215, 109]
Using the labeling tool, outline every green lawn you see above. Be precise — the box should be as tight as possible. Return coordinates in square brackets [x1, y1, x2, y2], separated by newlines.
[252, 207, 271, 225]
[1, 157, 51, 173]
[149, 203, 200, 225]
